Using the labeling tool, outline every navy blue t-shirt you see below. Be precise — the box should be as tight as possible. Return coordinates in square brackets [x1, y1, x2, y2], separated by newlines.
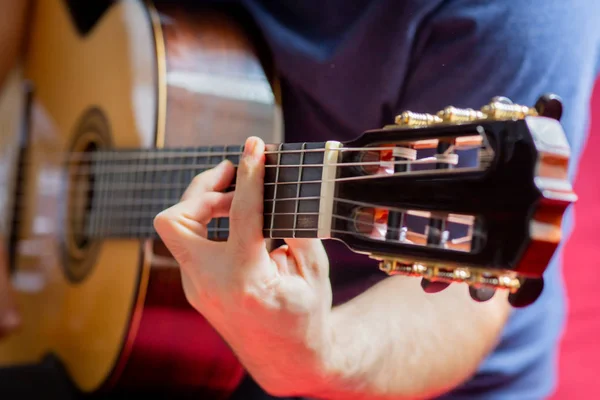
[231, 0, 600, 398]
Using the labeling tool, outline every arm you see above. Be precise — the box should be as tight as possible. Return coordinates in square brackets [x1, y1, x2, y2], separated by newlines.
[324, 279, 510, 399]
[0, 0, 30, 338]
[310, 1, 600, 398]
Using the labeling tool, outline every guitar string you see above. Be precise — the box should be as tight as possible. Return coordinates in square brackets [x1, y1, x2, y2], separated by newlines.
[75, 225, 477, 255]
[38, 144, 480, 163]
[79, 196, 476, 223]
[13, 144, 482, 238]
[15, 162, 483, 225]
[61, 196, 476, 222]
[71, 212, 475, 247]
[63, 154, 464, 177]
[35, 156, 481, 202]
[48, 196, 476, 240]
[15, 143, 486, 204]
[13, 157, 482, 207]
[13, 157, 485, 232]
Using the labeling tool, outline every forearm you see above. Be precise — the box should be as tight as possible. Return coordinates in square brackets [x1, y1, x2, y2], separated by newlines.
[319, 276, 511, 399]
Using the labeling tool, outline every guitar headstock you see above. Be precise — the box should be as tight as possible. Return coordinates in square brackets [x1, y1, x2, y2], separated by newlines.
[331, 94, 575, 307]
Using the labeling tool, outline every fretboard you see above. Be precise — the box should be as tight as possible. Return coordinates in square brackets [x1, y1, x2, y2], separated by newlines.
[85, 142, 329, 241]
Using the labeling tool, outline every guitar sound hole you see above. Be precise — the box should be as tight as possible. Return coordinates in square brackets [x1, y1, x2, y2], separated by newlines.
[70, 142, 97, 248]
[61, 107, 111, 284]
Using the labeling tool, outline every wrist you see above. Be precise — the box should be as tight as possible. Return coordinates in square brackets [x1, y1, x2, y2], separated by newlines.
[305, 307, 368, 400]
[228, 311, 340, 397]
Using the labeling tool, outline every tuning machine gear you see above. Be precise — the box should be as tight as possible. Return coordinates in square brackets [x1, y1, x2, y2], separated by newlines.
[392, 94, 561, 129]
[375, 257, 542, 307]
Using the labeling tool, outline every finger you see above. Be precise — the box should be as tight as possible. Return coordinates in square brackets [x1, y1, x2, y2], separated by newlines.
[181, 160, 236, 202]
[0, 283, 20, 339]
[228, 137, 266, 254]
[154, 192, 232, 264]
[270, 245, 299, 276]
[155, 192, 234, 236]
[284, 238, 329, 281]
[0, 309, 20, 339]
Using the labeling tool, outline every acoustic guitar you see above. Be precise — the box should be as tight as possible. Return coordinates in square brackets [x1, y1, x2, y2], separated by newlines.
[0, 0, 577, 398]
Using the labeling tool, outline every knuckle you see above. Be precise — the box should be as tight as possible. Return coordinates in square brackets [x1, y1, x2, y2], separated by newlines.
[189, 172, 209, 190]
[153, 210, 173, 235]
[153, 210, 193, 266]
[166, 239, 192, 267]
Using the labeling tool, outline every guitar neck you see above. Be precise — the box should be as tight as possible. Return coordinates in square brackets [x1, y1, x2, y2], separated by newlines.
[85, 141, 340, 241]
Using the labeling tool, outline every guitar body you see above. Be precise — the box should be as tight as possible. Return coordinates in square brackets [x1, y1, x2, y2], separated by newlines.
[0, 0, 281, 397]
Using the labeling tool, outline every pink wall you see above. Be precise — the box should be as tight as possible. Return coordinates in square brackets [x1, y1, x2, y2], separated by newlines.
[551, 83, 600, 398]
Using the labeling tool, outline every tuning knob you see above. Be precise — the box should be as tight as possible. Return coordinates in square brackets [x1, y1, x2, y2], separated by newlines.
[534, 93, 563, 121]
[508, 277, 545, 308]
[395, 111, 443, 127]
[481, 97, 538, 120]
[421, 278, 450, 293]
[436, 106, 486, 123]
[469, 286, 496, 302]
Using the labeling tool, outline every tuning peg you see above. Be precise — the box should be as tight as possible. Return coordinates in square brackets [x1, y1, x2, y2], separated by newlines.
[469, 286, 496, 302]
[481, 97, 538, 120]
[436, 106, 486, 123]
[508, 277, 545, 308]
[420, 278, 450, 293]
[490, 96, 513, 105]
[394, 111, 443, 127]
[534, 93, 563, 121]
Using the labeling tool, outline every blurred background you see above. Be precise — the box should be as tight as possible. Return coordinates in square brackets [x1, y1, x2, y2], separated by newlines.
[552, 80, 600, 399]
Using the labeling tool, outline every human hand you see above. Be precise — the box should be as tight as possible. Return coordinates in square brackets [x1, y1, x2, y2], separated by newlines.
[154, 137, 334, 396]
[0, 246, 20, 338]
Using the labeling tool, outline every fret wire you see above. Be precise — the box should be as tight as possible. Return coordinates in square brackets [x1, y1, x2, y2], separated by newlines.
[133, 152, 140, 236]
[120, 152, 128, 236]
[101, 153, 111, 236]
[162, 148, 170, 214]
[88, 158, 98, 236]
[145, 150, 154, 237]
[269, 143, 283, 239]
[94, 155, 101, 236]
[100, 153, 108, 236]
[120, 153, 127, 236]
[173, 148, 183, 221]
[293, 143, 307, 238]
[215, 149, 226, 240]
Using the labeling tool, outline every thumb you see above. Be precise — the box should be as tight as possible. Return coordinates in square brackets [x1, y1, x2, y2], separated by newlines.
[228, 137, 267, 256]
[284, 238, 329, 281]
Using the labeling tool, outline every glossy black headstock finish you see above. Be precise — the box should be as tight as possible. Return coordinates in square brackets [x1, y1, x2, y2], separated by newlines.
[330, 95, 576, 307]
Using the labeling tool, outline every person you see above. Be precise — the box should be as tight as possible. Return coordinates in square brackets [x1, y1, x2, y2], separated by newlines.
[1, 0, 599, 399]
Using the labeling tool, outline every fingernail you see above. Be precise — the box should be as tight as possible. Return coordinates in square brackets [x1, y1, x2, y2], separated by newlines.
[243, 137, 259, 160]
[1, 310, 21, 330]
[216, 159, 230, 170]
